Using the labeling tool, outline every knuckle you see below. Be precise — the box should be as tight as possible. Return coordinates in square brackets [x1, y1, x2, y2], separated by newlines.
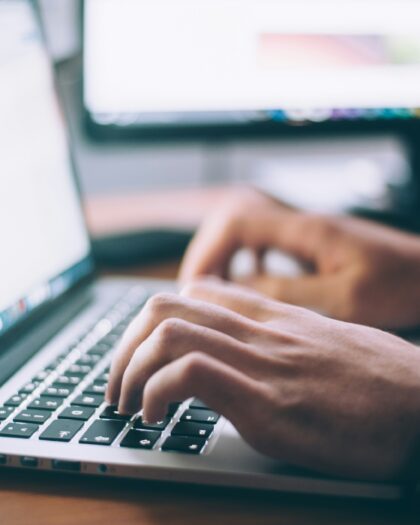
[155, 318, 187, 345]
[179, 352, 208, 383]
[145, 292, 178, 316]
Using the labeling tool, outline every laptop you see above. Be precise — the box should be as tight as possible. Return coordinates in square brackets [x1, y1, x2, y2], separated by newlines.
[0, 0, 412, 500]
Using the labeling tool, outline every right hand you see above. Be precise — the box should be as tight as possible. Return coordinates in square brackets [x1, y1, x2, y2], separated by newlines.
[179, 187, 420, 330]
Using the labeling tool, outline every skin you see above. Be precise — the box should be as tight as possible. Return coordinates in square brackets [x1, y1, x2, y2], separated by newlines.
[180, 187, 420, 330]
[106, 280, 420, 481]
[106, 187, 420, 480]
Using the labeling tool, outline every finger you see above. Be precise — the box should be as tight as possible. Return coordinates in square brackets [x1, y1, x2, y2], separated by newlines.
[140, 351, 263, 426]
[118, 318, 261, 414]
[238, 274, 342, 315]
[179, 210, 241, 283]
[180, 203, 338, 284]
[180, 277, 283, 321]
[106, 293, 261, 404]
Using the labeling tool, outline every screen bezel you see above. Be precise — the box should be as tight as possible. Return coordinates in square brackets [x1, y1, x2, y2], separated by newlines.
[81, 0, 420, 142]
[0, 0, 96, 350]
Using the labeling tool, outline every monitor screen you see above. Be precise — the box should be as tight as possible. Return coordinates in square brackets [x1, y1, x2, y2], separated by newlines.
[0, 0, 92, 338]
[84, 0, 420, 132]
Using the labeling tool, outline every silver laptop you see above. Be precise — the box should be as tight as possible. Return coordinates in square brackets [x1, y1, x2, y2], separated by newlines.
[0, 0, 410, 500]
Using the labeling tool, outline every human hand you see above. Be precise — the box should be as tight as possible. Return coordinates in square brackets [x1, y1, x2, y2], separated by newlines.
[106, 279, 420, 480]
[179, 187, 420, 329]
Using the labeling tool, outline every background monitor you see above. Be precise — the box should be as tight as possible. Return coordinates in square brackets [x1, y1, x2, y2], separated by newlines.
[83, 0, 420, 139]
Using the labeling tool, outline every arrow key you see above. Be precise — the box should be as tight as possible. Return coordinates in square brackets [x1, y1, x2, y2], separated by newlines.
[120, 429, 161, 450]
[79, 420, 126, 446]
[39, 420, 83, 442]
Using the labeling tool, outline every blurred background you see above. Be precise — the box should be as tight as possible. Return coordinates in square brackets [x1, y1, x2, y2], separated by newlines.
[37, 0, 420, 267]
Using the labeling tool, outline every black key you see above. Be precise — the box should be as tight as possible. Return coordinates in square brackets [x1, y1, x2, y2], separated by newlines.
[75, 354, 102, 366]
[39, 419, 83, 442]
[54, 375, 82, 387]
[79, 420, 125, 446]
[189, 399, 209, 410]
[65, 364, 92, 376]
[14, 409, 51, 425]
[42, 386, 74, 398]
[33, 370, 50, 382]
[84, 382, 106, 395]
[171, 422, 213, 439]
[0, 406, 14, 421]
[72, 394, 104, 408]
[59, 406, 95, 421]
[166, 402, 181, 417]
[161, 436, 206, 454]
[100, 405, 131, 421]
[87, 343, 111, 356]
[134, 416, 169, 431]
[5, 393, 27, 407]
[95, 371, 110, 383]
[181, 409, 219, 424]
[29, 396, 63, 411]
[120, 429, 160, 450]
[19, 382, 39, 394]
[0, 422, 38, 439]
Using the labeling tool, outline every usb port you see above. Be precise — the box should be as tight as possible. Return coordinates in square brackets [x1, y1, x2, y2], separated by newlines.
[52, 459, 81, 472]
[21, 456, 38, 468]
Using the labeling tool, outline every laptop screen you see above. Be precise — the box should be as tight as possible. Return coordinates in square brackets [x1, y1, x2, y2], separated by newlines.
[0, 0, 93, 339]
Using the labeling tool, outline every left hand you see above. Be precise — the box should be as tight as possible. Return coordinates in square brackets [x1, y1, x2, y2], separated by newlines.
[106, 279, 420, 481]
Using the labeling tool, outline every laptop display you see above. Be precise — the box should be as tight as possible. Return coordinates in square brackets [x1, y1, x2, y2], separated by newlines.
[0, 0, 93, 339]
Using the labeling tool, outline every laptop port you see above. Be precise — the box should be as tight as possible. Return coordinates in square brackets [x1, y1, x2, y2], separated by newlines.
[21, 456, 38, 468]
[52, 459, 81, 472]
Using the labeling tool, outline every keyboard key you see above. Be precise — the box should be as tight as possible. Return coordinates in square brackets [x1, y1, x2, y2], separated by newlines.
[100, 406, 131, 421]
[84, 382, 107, 395]
[87, 343, 111, 356]
[29, 396, 64, 411]
[181, 409, 219, 425]
[65, 364, 92, 376]
[14, 409, 51, 425]
[189, 399, 209, 410]
[5, 394, 27, 407]
[120, 430, 160, 450]
[79, 420, 126, 446]
[33, 370, 50, 382]
[161, 436, 206, 454]
[59, 406, 95, 421]
[134, 416, 170, 431]
[95, 371, 110, 383]
[19, 382, 39, 394]
[0, 406, 14, 421]
[72, 394, 104, 408]
[75, 354, 101, 367]
[166, 402, 181, 417]
[171, 422, 213, 439]
[42, 386, 74, 398]
[0, 422, 38, 439]
[54, 375, 82, 387]
[39, 419, 83, 442]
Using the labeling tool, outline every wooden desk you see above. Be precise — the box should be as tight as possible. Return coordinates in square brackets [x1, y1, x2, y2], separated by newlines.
[2, 191, 419, 524]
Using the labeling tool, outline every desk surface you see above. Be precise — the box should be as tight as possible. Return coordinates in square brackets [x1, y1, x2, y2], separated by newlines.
[2, 192, 420, 524]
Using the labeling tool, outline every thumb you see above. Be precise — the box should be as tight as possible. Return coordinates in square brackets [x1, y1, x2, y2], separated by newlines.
[236, 274, 342, 317]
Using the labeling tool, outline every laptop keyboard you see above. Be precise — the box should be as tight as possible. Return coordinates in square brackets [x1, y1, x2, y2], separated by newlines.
[0, 288, 220, 456]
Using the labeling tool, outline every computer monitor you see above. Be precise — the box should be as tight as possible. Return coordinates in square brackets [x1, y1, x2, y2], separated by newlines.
[83, 0, 420, 139]
[0, 0, 93, 341]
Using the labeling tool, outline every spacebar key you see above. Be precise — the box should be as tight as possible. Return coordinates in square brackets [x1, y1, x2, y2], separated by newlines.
[79, 420, 126, 446]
